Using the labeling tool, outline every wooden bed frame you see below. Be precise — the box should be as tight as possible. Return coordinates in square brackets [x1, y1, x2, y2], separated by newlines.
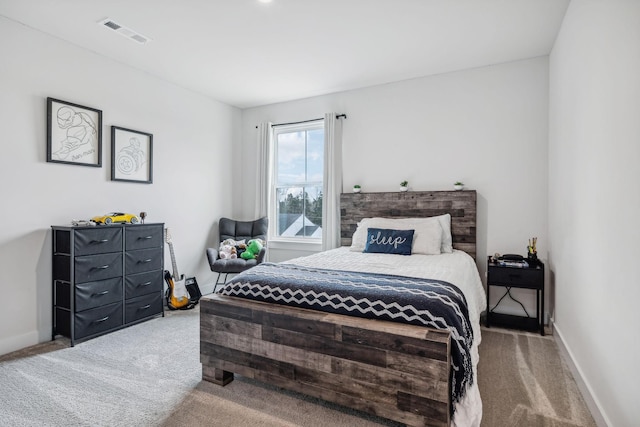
[200, 190, 477, 427]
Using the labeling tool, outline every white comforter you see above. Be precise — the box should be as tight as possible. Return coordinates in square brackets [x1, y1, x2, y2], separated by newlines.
[284, 247, 486, 427]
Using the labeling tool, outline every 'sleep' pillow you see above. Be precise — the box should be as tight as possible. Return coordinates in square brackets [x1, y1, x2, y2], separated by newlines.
[363, 228, 414, 255]
[350, 215, 447, 255]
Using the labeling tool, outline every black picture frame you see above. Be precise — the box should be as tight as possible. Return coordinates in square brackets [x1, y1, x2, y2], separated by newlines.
[47, 97, 102, 167]
[111, 126, 153, 184]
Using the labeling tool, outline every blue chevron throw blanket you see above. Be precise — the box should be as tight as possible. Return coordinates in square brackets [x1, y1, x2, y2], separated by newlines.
[220, 262, 474, 412]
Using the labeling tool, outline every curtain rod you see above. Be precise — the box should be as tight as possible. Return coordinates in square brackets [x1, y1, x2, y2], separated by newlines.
[255, 114, 347, 129]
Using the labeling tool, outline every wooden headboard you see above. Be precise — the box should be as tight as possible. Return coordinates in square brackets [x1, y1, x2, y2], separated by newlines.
[340, 190, 477, 259]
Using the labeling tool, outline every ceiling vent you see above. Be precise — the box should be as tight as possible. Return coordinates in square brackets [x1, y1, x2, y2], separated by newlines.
[98, 18, 151, 45]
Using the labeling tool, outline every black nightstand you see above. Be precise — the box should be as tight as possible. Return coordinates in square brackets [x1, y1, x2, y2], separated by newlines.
[486, 256, 545, 336]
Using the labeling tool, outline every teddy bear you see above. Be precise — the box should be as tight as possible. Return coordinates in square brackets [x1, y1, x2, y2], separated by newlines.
[220, 238, 250, 259]
[218, 244, 237, 259]
[240, 239, 264, 260]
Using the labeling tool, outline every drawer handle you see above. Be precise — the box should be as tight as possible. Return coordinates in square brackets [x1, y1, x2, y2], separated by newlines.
[93, 265, 110, 270]
[139, 259, 153, 263]
[140, 304, 151, 310]
[94, 316, 110, 323]
[140, 281, 152, 287]
[91, 239, 110, 243]
[140, 236, 153, 240]
[93, 290, 110, 296]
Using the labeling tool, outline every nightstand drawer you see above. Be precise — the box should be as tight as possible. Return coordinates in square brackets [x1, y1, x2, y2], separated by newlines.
[488, 267, 543, 289]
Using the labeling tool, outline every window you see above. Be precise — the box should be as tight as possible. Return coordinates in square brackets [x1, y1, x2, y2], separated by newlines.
[271, 121, 324, 241]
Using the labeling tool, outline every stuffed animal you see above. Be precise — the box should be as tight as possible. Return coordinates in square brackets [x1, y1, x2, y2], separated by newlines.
[240, 239, 264, 260]
[221, 238, 245, 248]
[218, 244, 237, 259]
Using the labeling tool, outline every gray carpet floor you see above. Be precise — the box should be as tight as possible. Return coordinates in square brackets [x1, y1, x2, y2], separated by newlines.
[0, 307, 596, 426]
[477, 328, 596, 427]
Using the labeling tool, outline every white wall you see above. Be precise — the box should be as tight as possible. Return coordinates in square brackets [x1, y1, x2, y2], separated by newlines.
[240, 57, 550, 317]
[0, 17, 240, 355]
[549, 1, 640, 425]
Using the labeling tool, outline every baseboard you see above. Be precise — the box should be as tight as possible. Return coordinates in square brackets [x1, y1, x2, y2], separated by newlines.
[0, 330, 39, 357]
[553, 322, 610, 427]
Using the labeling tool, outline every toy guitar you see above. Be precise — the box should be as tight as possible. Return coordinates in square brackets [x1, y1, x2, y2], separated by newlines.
[164, 228, 190, 310]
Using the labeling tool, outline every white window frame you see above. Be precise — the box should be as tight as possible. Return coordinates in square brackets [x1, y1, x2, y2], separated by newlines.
[269, 120, 324, 246]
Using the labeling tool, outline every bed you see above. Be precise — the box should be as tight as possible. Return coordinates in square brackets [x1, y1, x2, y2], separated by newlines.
[200, 190, 485, 426]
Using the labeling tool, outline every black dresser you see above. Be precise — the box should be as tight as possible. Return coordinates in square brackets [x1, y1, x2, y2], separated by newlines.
[52, 223, 165, 345]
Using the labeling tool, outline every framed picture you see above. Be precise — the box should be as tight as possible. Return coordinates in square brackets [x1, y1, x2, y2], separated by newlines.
[111, 126, 153, 184]
[47, 97, 102, 166]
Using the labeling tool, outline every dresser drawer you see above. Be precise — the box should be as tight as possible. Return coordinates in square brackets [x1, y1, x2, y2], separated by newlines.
[75, 277, 123, 312]
[74, 227, 123, 256]
[488, 267, 543, 289]
[125, 225, 163, 251]
[125, 292, 162, 324]
[125, 270, 163, 299]
[75, 252, 123, 283]
[125, 248, 163, 275]
[73, 302, 123, 339]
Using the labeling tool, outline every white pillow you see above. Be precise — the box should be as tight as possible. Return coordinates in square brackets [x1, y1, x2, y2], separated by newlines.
[399, 214, 452, 253]
[349, 216, 445, 255]
[433, 214, 453, 253]
[401, 214, 453, 253]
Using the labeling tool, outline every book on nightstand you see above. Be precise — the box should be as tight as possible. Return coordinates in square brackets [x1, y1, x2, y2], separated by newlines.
[497, 259, 529, 268]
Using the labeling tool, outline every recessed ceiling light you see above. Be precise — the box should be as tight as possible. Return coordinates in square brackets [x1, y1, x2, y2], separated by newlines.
[258, 0, 272, 3]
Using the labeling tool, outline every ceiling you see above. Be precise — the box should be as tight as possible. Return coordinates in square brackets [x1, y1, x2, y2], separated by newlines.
[0, 0, 570, 109]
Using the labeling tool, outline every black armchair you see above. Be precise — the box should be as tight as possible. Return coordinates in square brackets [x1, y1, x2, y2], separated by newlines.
[206, 217, 268, 291]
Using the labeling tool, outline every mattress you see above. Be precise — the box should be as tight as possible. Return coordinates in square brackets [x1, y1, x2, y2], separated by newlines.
[283, 247, 487, 427]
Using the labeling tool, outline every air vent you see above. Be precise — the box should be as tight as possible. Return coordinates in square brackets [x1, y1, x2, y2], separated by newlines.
[130, 34, 148, 44]
[98, 18, 151, 45]
[103, 20, 121, 30]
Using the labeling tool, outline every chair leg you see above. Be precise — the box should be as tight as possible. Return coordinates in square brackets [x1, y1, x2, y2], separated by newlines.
[212, 273, 228, 293]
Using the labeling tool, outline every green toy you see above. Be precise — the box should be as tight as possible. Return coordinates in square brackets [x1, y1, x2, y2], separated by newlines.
[241, 239, 264, 260]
